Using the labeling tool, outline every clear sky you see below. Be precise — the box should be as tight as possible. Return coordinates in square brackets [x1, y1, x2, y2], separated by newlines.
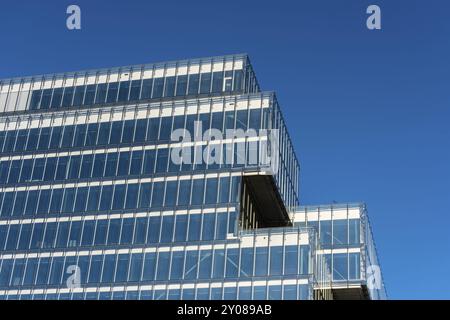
[0, 0, 449, 299]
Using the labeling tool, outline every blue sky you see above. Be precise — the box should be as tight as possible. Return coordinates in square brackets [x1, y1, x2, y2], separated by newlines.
[1, 0, 449, 299]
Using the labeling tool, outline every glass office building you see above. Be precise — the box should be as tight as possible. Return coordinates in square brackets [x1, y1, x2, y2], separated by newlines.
[0, 54, 385, 300]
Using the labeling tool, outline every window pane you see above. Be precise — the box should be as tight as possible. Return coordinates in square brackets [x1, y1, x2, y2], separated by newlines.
[225, 249, 239, 278]
[152, 78, 164, 98]
[188, 214, 201, 241]
[176, 75, 187, 96]
[184, 251, 198, 280]
[200, 73, 211, 94]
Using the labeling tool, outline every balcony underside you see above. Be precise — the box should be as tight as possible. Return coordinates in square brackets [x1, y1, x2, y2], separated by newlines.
[241, 174, 292, 228]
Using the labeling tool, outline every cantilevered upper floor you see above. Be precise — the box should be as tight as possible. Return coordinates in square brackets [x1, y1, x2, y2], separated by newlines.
[293, 203, 387, 300]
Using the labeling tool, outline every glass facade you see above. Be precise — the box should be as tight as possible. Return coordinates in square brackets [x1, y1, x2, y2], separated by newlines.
[0, 54, 385, 300]
[294, 203, 387, 300]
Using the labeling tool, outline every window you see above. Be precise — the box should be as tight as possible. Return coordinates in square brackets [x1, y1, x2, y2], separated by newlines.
[94, 220, 108, 245]
[30, 224, 44, 249]
[61, 126, 74, 148]
[199, 72, 211, 94]
[164, 181, 177, 207]
[155, 148, 168, 173]
[80, 154, 93, 179]
[68, 221, 82, 247]
[62, 87, 74, 107]
[43, 158, 56, 181]
[99, 185, 113, 211]
[349, 219, 360, 244]
[107, 219, 121, 245]
[152, 78, 164, 98]
[205, 178, 218, 204]
[120, 219, 134, 244]
[151, 182, 164, 207]
[160, 215, 174, 242]
[92, 154, 106, 178]
[198, 250, 212, 279]
[212, 71, 224, 93]
[109, 121, 123, 144]
[269, 246, 283, 276]
[81, 220, 95, 246]
[115, 254, 130, 282]
[147, 215, 161, 243]
[170, 251, 184, 280]
[225, 248, 239, 278]
[72, 85, 86, 106]
[125, 184, 139, 209]
[88, 255, 103, 284]
[143, 150, 156, 174]
[184, 251, 198, 280]
[37, 190, 51, 214]
[349, 253, 361, 280]
[86, 186, 100, 212]
[84, 85, 96, 105]
[284, 245, 298, 275]
[35, 257, 50, 285]
[268, 285, 282, 300]
[50, 189, 64, 213]
[32, 158, 45, 181]
[105, 153, 118, 177]
[117, 152, 130, 176]
[164, 76, 176, 97]
[212, 249, 225, 278]
[176, 75, 187, 96]
[159, 117, 172, 141]
[191, 179, 204, 205]
[134, 217, 148, 244]
[142, 253, 156, 281]
[18, 224, 32, 250]
[240, 248, 254, 278]
[95, 84, 107, 104]
[85, 123, 98, 146]
[174, 215, 188, 242]
[134, 119, 147, 142]
[320, 220, 332, 246]
[156, 252, 170, 280]
[62, 188, 76, 213]
[333, 219, 348, 245]
[121, 120, 135, 143]
[129, 80, 142, 101]
[177, 180, 191, 206]
[56, 222, 69, 248]
[106, 82, 119, 103]
[118, 81, 130, 102]
[188, 74, 199, 95]
[49, 257, 64, 285]
[101, 254, 116, 283]
[255, 247, 268, 276]
[188, 214, 201, 241]
[202, 213, 215, 241]
[138, 183, 152, 208]
[141, 79, 152, 99]
[97, 122, 111, 145]
[38, 127, 50, 150]
[112, 184, 126, 210]
[40, 89, 52, 109]
[333, 253, 348, 281]
[129, 253, 143, 282]
[218, 176, 230, 203]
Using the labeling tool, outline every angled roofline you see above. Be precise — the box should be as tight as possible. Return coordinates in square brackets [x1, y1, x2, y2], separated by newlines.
[0, 53, 250, 84]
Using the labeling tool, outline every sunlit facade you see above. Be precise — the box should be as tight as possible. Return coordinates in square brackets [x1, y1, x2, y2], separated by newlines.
[0, 54, 384, 300]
